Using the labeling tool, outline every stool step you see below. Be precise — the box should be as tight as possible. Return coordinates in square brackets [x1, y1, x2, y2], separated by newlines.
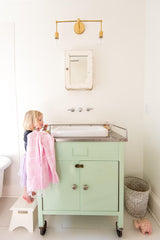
[9, 195, 38, 232]
[10, 195, 37, 212]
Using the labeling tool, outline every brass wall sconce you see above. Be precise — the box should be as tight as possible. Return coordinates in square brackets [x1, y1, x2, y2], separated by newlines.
[55, 18, 103, 39]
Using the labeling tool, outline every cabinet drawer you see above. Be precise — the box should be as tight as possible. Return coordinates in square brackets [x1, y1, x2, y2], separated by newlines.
[55, 142, 119, 161]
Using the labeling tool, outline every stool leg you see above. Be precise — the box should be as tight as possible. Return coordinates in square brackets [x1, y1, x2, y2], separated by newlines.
[9, 210, 35, 232]
[9, 212, 16, 231]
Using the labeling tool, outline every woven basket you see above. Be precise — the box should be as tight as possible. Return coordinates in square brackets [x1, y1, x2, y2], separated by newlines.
[124, 177, 150, 218]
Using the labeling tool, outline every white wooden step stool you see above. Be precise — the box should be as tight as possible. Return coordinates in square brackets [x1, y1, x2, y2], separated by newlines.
[9, 196, 38, 232]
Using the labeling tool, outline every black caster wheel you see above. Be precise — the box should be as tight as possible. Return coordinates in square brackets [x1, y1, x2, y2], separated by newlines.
[116, 222, 123, 237]
[40, 220, 47, 236]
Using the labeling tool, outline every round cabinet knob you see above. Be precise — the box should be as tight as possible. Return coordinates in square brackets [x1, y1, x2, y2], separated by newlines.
[72, 184, 78, 190]
[83, 184, 88, 190]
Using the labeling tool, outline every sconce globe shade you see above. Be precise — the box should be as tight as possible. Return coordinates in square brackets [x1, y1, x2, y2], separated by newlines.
[55, 31, 59, 39]
[99, 30, 103, 38]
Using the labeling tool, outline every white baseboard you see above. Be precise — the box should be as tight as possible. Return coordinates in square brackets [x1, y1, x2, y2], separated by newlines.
[148, 191, 160, 227]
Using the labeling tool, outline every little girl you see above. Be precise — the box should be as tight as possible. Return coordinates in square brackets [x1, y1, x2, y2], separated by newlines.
[19, 110, 48, 203]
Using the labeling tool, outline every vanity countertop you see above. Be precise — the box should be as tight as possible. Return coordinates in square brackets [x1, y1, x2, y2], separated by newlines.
[54, 131, 128, 142]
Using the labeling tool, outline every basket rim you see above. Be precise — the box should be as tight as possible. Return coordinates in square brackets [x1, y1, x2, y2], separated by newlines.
[125, 176, 149, 183]
[124, 176, 151, 192]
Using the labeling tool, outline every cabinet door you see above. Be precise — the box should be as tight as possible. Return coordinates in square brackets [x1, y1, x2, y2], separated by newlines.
[43, 161, 79, 211]
[80, 161, 118, 211]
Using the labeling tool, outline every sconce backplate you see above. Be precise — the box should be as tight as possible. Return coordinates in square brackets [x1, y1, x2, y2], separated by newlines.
[74, 22, 85, 34]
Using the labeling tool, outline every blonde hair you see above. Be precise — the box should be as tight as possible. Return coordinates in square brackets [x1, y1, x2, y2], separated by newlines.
[23, 110, 43, 130]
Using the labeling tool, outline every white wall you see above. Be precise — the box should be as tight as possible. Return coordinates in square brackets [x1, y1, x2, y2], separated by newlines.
[144, 0, 160, 225]
[0, 0, 145, 196]
[0, 22, 20, 196]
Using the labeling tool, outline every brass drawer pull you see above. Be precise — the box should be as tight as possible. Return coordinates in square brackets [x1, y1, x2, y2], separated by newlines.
[75, 164, 84, 168]
[75, 164, 80, 168]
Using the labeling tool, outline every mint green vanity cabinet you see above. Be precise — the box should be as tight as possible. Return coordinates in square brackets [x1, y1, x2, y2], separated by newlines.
[38, 141, 124, 237]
